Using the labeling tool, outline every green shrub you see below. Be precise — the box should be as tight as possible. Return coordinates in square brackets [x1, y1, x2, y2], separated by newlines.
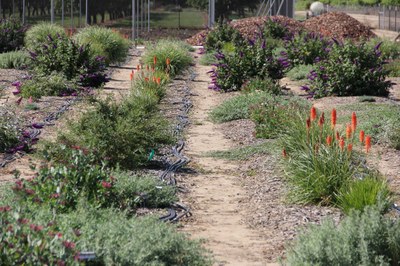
[59, 94, 174, 169]
[142, 39, 193, 77]
[286, 64, 314, 81]
[242, 77, 283, 95]
[20, 73, 77, 99]
[0, 17, 25, 52]
[24, 22, 66, 50]
[0, 50, 29, 69]
[337, 173, 392, 214]
[306, 41, 392, 98]
[56, 205, 212, 265]
[205, 22, 244, 51]
[12, 146, 177, 213]
[0, 109, 20, 152]
[284, 32, 332, 66]
[0, 206, 80, 265]
[285, 207, 400, 265]
[263, 18, 289, 39]
[29, 34, 108, 88]
[209, 91, 273, 123]
[384, 59, 400, 77]
[250, 96, 310, 139]
[74, 26, 130, 65]
[366, 38, 400, 60]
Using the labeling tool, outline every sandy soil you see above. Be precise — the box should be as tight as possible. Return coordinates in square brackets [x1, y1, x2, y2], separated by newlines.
[180, 57, 276, 266]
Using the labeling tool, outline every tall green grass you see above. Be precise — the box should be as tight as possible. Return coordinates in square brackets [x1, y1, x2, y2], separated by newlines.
[24, 22, 67, 50]
[74, 26, 130, 65]
[142, 39, 193, 77]
[0, 51, 29, 69]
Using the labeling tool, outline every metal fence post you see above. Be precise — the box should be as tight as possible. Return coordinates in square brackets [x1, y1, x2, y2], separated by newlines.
[22, 0, 25, 24]
[51, 0, 55, 23]
[132, 0, 135, 41]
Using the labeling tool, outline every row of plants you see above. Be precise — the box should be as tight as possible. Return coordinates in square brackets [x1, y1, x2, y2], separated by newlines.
[0, 40, 210, 264]
[210, 87, 399, 264]
[203, 19, 399, 97]
[1, 19, 130, 99]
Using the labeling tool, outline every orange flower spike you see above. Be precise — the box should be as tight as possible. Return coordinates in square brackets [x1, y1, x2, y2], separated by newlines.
[347, 143, 353, 152]
[306, 117, 311, 130]
[351, 112, 357, 131]
[310, 106, 317, 121]
[282, 149, 287, 158]
[339, 137, 345, 151]
[166, 58, 171, 66]
[365, 135, 372, 153]
[144, 77, 149, 82]
[130, 72, 134, 81]
[153, 56, 157, 66]
[326, 136, 333, 146]
[346, 124, 352, 139]
[331, 108, 337, 128]
[156, 77, 161, 85]
[359, 130, 365, 143]
[318, 112, 325, 127]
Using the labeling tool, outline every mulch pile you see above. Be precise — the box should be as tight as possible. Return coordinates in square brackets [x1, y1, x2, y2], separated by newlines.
[186, 12, 375, 45]
[303, 12, 376, 41]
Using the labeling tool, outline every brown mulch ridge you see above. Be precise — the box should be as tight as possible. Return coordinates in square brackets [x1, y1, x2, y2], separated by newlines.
[186, 12, 375, 46]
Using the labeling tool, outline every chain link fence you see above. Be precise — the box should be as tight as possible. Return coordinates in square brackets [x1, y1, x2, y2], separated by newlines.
[327, 4, 400, 32]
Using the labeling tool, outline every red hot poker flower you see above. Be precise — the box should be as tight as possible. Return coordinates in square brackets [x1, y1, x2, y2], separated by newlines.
[359, 130, 365, 143]
[351, 112, 357, 131]
[306, 117, 311, 130]
[326, 136, 333, 146]
[346, 124, 352, 139]
[331, 108, 337, 128]
[310, 106, 317, 121]
[365, 135, 371, 153]
[347, 143, 353, 152]
[339, 137, 345, 151]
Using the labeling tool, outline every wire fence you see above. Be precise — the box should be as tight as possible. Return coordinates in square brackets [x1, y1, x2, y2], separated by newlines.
[327, 4, 400, 32]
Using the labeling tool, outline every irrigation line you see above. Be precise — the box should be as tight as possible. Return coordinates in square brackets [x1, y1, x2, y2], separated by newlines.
[0, 97, 80, 168]
[159, 71, 197, 222]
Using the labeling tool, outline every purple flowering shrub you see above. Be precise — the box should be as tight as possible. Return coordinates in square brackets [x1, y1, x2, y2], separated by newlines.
[263, 18, 289, 39]
[29, 35, 108, 88]
[12, 148, 116, 213]
[304, 41, 392, 98]
[284, 32, 332, 66]
[209, 38, 287, 92]
[0, 18, 26, 53]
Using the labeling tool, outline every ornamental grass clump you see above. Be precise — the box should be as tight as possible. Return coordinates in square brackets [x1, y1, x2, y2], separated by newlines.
[0, 108, 20, 153]
[142, 39, 193, 77]
[281, 107, 391, 211]
[74, 26, 130, 65]
[24, 22, 66, 50]
[131, 65, 170, 100]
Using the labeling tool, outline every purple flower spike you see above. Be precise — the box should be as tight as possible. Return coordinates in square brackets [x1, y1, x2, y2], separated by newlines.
[300, 85, 310, 91]
[374, 42, 382, 51]
[12, 81, 21, 87]
[12, 89, 21, 95]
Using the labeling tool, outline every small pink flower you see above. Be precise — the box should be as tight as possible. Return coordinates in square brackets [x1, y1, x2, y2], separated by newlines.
[101, 181, 112, 189]
[63, 240, 76, 249]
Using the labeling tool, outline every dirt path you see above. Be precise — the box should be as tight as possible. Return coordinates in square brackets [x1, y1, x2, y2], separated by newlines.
[182, 58, 273, 265]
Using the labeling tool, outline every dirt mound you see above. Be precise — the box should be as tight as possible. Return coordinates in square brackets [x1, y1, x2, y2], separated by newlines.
[303, 12, 375, 41]
[186, 16, 303, 46]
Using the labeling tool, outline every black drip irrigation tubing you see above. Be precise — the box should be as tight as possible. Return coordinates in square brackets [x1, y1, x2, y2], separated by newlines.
[0, 97, 80, 168]
[159, 72, 197, 223]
